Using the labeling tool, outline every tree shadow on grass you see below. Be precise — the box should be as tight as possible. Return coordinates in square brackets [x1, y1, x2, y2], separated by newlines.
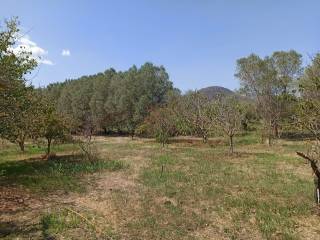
[0, 154, 125, 193]
[0, 154, 125, 238]
[0, 220, 45, 239]
[169, 137, 227, 147]
[280, 132, 315, 141]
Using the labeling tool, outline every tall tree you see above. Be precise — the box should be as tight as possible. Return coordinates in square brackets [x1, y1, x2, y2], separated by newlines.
[296, 54, 320, 141]
[47, 63, 174, 136]
[89, 69, 115, 133]
[270, 51, 302, 136]
[235, 51, 302, 145]
[270, 50, 302, 94]
[0, 17, 38, 151]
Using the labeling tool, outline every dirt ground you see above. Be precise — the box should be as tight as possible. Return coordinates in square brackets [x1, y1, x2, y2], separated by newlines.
[1, 136, 320, 239]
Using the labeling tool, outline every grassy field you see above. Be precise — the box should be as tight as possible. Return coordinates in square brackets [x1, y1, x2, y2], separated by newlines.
[1, 135, 319, 239]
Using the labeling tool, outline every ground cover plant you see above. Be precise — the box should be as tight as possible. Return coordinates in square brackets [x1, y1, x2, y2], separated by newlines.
[1, 136, 319, 239]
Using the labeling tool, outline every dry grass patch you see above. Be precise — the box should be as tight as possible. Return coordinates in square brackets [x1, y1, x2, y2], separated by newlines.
[1, 135, 320, 239]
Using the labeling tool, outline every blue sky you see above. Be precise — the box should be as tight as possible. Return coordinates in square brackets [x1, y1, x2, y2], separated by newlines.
[1, 0, 319, 91]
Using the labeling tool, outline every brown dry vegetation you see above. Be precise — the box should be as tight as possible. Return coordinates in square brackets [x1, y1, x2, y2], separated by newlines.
[1, 135, 320, 239]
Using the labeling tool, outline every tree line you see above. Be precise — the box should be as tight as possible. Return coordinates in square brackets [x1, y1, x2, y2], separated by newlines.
[143, 50, 320, 152]
[1, 18, 319, 155]
[42, 63, 177, 137]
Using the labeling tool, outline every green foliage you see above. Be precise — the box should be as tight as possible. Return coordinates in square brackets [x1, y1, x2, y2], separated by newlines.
[38, 100, 71, 154]
[0, 17, 37, 89]
[143, 107, 177, 145]
[235, 50, 303, 144]
[0, 86, 41, 151]
[155, 131, 170, 146]
[0, 17, 38, 151]
[295, 54, 320, 150]
[43, 63, 174, 136]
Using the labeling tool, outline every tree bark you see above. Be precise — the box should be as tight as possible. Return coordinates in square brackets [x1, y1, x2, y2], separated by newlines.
[229, 135, 234, 154]
[268, 133, 272, 146]
[296, 152, 320, 204]
[47, 138, 52, 155]
[268, 120, 273, 146]
[18, 141, 25, 152]
[274, 124, 279, 138]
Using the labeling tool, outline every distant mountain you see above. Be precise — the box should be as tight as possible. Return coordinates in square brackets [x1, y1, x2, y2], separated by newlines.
[198, 86, 234, 100]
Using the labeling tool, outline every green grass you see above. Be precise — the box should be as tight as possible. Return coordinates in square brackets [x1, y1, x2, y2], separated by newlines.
[0, 143, 77, 162]
[41, 209, 82, 238]
[0, 154, 125, 192]
[1, 135, 317, 239]
[137, 140, 313, 239]
[235, 132, 260, 145]
[41, 208, 119, 239]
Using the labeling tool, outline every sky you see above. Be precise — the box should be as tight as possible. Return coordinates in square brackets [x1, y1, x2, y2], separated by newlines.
[1, 0, 319, 92]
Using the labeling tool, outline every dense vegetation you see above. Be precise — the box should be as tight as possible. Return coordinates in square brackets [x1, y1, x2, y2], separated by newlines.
[43, 63, 177, 137]
[1, 18, 320, 154]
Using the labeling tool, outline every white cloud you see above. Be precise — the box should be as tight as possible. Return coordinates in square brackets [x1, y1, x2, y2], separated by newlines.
[61, 49, 71, 56]
[40, 59, 54, 65]
[10, 35, 54, 65]
[19, 37, 37, 47]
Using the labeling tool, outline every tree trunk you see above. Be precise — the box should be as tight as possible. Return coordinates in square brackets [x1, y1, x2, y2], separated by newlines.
[47, 138, 52, 155]
[202, 134, 208, 143]
[229, 135, 234, 154]
[18, 141, 25, 152]
[268, 133, 272, 146]
[268, 120, 272, 146]
[260, 132, 265, 144]
[273, 122, 280, 138]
